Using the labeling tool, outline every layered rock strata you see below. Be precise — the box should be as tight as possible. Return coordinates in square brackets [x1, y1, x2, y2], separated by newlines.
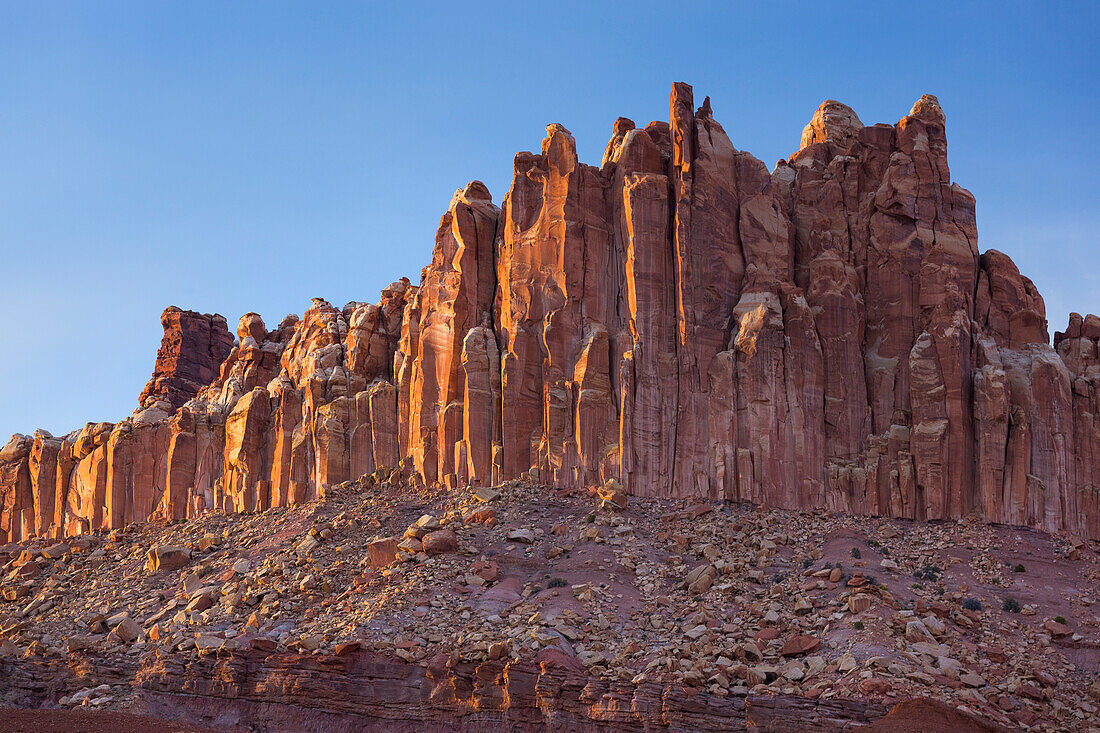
[1, 646, 898, 732]
[2, 84, 1098, 541]
[138, 307, 235, 410]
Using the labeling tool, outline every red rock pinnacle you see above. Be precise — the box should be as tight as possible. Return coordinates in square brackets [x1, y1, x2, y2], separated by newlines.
[2, 84, 1098, 543]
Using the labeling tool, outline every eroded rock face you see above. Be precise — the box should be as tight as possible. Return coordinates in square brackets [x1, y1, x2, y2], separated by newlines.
[2, 83, 1098, 541]
[138, 307, 234, 410]
[2, 646, 900, 732]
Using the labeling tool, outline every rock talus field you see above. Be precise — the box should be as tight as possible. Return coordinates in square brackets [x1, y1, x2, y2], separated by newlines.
[1, 85, 1099, 731]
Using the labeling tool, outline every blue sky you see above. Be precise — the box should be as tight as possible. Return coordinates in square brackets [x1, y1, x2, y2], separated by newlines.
[1, 1, 1097, 441]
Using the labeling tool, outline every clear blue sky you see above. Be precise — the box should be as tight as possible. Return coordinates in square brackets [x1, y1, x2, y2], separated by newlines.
[1, 1, 1097, 441]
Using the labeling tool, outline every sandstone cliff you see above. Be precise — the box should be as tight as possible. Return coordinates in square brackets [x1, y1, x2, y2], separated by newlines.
[2, 84, 1098, 542]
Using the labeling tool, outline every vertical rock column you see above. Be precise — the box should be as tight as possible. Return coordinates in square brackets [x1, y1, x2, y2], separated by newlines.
[495, 124, 617, 487]
[1056, 314, 1100, 537]
[405, 182, 500, 487]
[610, 125, 678, 495]
[668, 84, 745, 497]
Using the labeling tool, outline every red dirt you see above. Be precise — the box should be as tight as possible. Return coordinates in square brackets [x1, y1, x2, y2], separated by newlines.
[0, 708, 223, 733]
[857, 697, 1011, 732]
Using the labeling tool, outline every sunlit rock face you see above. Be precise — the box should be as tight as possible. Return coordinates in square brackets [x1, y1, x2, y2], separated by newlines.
[2, 83, 1098, 541]
[138, 307, 235, 411]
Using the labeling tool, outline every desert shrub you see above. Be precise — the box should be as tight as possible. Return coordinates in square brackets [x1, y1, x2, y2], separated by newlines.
[913, 564, 942, 581]
[1002, 597, 1021, 613]
[962, 597, 982, 611]
[548, 577, 567, 588]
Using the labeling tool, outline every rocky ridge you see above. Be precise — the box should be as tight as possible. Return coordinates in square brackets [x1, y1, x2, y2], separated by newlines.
[2, 477, 1097, 730]
[2, 82, 1099, 546]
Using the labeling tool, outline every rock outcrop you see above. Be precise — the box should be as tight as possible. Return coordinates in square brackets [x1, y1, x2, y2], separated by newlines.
[2, 646, 899, 732]
[138, 307, 234, 410]
[2, 84, 1098, 542]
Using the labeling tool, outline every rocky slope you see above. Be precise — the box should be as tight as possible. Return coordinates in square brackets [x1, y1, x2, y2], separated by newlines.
[3, 478, 1096, 730]
[2, 82, 1099, 547]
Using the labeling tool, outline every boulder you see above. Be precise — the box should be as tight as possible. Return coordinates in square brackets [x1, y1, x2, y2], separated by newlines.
[368, 537, 400, 568]
[780, 635, 821, 657]
[682, 564, 717, 595]
[110, 617, 141, 643]
[848, 595, 873, 613]
[146, 545, 191, 572]
[422, 529, 457, 556]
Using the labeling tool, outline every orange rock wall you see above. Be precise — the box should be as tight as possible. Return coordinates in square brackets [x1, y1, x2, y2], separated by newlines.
[3, 84, 1098, 542]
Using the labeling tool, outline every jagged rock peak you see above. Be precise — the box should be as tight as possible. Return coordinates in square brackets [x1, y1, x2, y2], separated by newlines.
[138, 307, 234, 410]
[449, 180, 494, 210]
[2, 82, 1098, 547]
[601, 117, 636, 167]
[544, 123, 573, 139]
[461, 180, 492, 203]
[910, 93, 946, 125]
[800, 99, 863, 149]
[697, 95, 713, 118]
[237, 313, 266, 343]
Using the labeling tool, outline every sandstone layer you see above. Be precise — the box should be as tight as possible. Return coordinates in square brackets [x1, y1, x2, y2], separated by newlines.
[3, 646, 896, 732]
[5, 478, 1063, 730]
[2, 84, 1098, 543]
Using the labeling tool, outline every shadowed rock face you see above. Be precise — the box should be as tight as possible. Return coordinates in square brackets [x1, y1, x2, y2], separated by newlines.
[0, 645, 901, 732]
[2, 83, 1098, 542]
[138, 307, 234, 411]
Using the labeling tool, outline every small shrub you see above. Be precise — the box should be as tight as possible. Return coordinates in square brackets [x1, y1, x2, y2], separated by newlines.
[912, 582, 924, 590]
[868, 539, 881, 548]
[851, 547, 862, 559]
[1013, 564, 1026, 573]
[548, 577, 567, 588]
[585, 514, 595, 524]
[962, 597, 982, 611]
[1002, 597, 1021, 613]
[1054, 615, 1067, 625]
[913, 564, 942, 581]
[853, 621, 865, 630]
[802, 558, 813, 569]
[823, 561, 834, 570]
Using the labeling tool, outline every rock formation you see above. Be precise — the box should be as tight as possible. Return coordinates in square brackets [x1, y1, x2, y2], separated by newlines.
[2, 84, 1098, 542]
[0, 644, 901, 731]
[138, 307, 234, 410]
